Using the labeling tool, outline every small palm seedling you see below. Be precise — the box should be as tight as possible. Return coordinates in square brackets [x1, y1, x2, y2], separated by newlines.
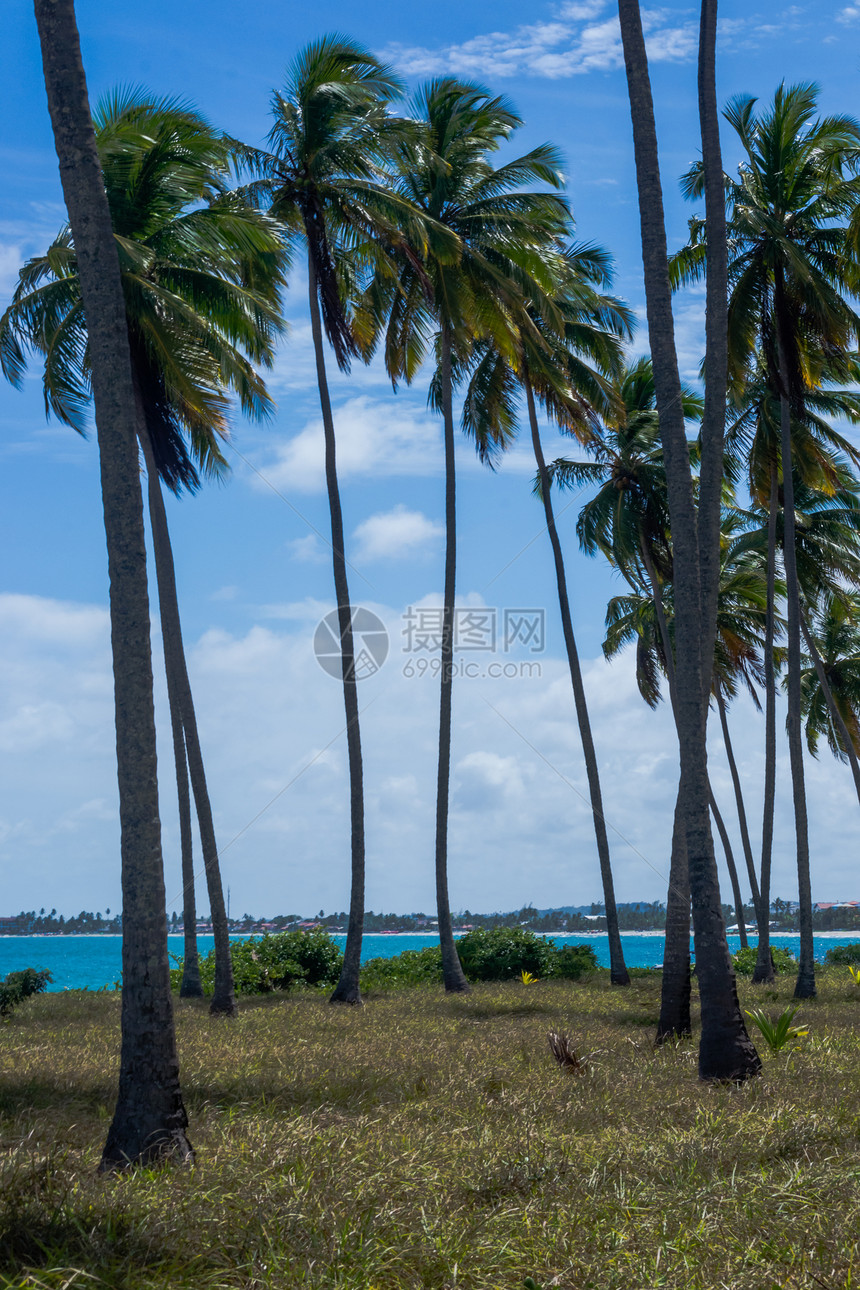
[848, 966, 860, 986]
[744, 1004, 809, 1053]
[521, 970, 539, 985]
[547, 1030, 588, 1073]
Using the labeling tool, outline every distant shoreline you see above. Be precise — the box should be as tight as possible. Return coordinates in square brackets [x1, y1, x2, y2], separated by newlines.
[3, 929, 860, 940]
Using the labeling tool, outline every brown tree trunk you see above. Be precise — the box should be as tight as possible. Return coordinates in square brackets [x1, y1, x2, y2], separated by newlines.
[716, 689, 764, 928]
[656, 789, 692, 1041]
[435, 326, 470, 993]
[527, 376, 629, 985]
[752, 464, 778, 984]
[617, 0, 760, 1079]
[174, 722, 202, 998]
[774, 287, 815, 999]
[307, 254, 366, 1005]
[140, 431, 236, 1015]
[33, 0, 191, 1167]
[708, 788, 747, 947]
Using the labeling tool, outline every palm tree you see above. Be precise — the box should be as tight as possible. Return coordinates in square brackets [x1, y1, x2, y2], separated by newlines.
[800, 592, 860, 789]
[672, 83, 860, 998]
[250, 38, 434, 1003]
[616, 0, 760, 1078]
[371, 79, 570, 991]
[1, 95, 285, 1017]
[463, 246, 635, 984]
[32, 0, 191, 1167]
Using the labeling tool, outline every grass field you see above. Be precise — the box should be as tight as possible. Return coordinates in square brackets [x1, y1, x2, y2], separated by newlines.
[1, 970, 859, 1289]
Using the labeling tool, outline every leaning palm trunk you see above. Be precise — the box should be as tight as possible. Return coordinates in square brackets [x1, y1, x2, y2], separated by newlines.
[775, 301, 815, 999]
[657, 790, 692, 1040]
[799, 612, 860, 804]
[174, 693, 202, 997]
[435, 328, 470, 993]
[307, 257, 366, 1005]
[140, 432, 236, 1015]
[527, 376, 629, 985]
[753, 466, 779, 984]
[618, 0, 760, 1078]
[716, 690, 764, 930]
[34, 0, 191, 1167]
[708, 788, 747, 946]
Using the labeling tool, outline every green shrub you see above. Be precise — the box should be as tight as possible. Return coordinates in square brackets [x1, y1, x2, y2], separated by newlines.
[0, 967, 52, 1017]
[552, 943, 599, 979]
[825, 942, 860, 965]
[360, 946, 444, 990]
[732, 945, 797, 976]
[171, 931, 343, 996]
[456, 928, 558, 982]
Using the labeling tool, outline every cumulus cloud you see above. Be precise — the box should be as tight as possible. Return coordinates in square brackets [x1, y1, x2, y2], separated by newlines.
[352, 506, 444, 562]
[254, 396, 442, 494]
[381, 3, 698, 80]
[837, 5, 860, 20]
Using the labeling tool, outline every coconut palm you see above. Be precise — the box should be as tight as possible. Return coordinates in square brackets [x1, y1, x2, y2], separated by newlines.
[615, 0, 760, 1078]
[461, 244, 635, 984]
[248, 38, 441, 1003]
[1, 94, 286, 1017]
[31, 0, 191, 1166]
[368, 79, 570, 992]
[672, 83, 860, 998]
[800, 592, 860, 784]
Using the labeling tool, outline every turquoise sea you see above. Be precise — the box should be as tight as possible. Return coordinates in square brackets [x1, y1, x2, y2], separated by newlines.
[2, 931, 859, 992]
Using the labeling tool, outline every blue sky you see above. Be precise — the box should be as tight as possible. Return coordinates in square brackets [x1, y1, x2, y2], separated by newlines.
[2, 0, 860, 919]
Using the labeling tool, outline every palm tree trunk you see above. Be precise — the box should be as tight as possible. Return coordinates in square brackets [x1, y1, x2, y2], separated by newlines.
[799, 611, 860, 804]
[752, 464, 778, 984]
[775, 288, 815, 999]
[175, 696, 202, 997]
[657, 789, 691, 1041]
[140, 432, 235, 1015]
[34, 0, 191, 1167]
[617, 0, 760, 1079]
[527, 377, 628, 984]
[708, 788, 747, 946]
[435, 326, 470, 993]
[716, 689, 763, 928]
[307, 254, 366, 1005]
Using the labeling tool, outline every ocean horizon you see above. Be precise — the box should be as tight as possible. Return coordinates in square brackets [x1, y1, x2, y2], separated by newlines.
[2, 930, 859, 992]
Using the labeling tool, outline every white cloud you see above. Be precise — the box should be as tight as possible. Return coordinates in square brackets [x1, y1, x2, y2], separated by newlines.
[381, 4, 698, 81]
[288, 534, 328, 564]
[837, 5, 860, 20]
[255, 395, 442, 494]
[352, 505, 444, 562]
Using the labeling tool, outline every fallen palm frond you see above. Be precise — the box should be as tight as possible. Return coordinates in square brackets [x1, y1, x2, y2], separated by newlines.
[547, 1029, 587, 1072]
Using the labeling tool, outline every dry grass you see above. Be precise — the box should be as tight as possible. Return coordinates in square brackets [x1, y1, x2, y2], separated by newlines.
[1, 971, 859, 1288]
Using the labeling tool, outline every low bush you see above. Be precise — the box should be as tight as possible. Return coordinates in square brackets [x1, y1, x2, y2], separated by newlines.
[456, 927, 558, 982]
[360, 946, 443, 990]
[732, 945, 797, 976]
[0, 967, 52, 1017]
[825, 942, 860, 965]
[552, 943, 599, 979]
[171, 930, 343, 996]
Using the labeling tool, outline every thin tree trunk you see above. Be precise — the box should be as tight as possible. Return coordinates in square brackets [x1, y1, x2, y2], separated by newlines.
[656, 789, 692, 1041]
[307, 255, 366, 1005]
[527, 376, 629, 985]
[708, 788, 747, 946]
[716, 689, 763, 928]
[775, 290, 815, 999]
[33, 0, 191, 1167]
[175, 698, 202, 997]
[140, 432, 235, 1015]
[617, 0, 760, 1079]
[435, 326, 470, 993]
[800, 611, 860, 804]
[753, 464, 778, 984]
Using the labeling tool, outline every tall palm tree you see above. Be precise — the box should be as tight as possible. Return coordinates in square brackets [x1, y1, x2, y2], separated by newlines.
[616, 0, 760, 1078]
[250, 38, 435, 1003]
[800, 592, 860, 788]
[1, 94, 285, 1017]
[464, 246, 635, 984]
[370, 79, 570, 992]
[32, 0, 191, 1167]
[672, 84, 860, 998]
